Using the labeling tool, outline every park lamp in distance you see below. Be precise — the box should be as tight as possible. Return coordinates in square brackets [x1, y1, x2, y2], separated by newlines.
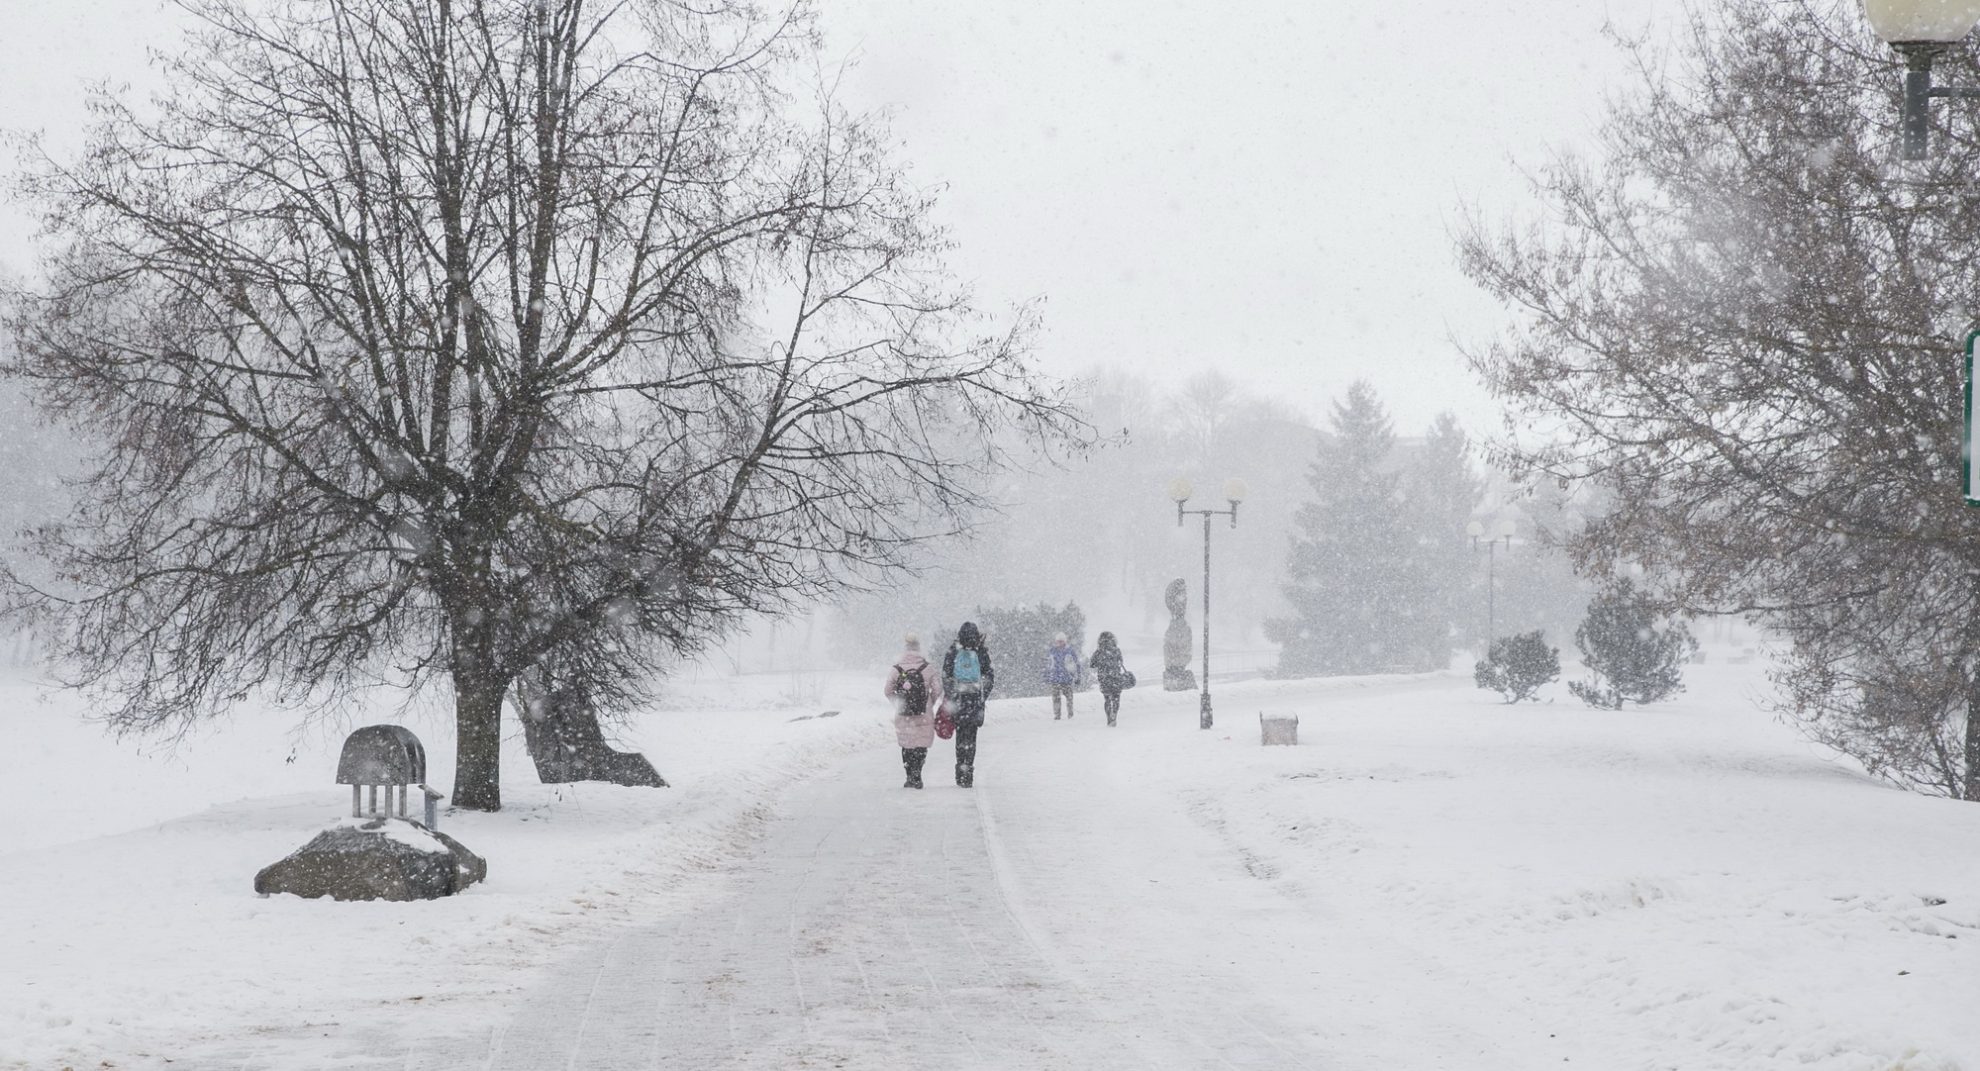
[1467, 517, 1516, 543]
[1169, 477, 1246, 526]
[1862, 0, 1980, 158]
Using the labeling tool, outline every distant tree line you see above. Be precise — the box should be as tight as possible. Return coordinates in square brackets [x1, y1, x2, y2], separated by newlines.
[831, 371, 1599, 684]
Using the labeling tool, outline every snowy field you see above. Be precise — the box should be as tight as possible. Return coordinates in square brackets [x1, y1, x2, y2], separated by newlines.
[3, 652, 1977, 1069]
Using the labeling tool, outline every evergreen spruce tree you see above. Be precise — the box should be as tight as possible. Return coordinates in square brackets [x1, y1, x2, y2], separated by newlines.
[1268, 382, 1424, 676]
[1403, 412, 1483, 669]
[1568, 579, 1698, 708]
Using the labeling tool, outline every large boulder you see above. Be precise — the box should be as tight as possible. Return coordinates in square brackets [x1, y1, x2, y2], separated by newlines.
[255, 817, 486, 901]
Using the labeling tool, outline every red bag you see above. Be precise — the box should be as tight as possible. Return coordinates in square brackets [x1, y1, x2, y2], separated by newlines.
[934, 700, 957, 740]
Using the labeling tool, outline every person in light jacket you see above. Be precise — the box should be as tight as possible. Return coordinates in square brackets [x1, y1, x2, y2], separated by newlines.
[941, 621, 995, 787]
[1044, 632, 1082, 720]
[883, 634, 944, 789]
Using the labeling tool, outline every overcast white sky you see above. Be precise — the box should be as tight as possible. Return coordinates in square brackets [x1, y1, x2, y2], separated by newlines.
[3, 0, 1677, 433]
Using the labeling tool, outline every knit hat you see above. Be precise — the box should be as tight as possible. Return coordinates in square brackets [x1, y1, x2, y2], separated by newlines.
[903, 633, 921, 651]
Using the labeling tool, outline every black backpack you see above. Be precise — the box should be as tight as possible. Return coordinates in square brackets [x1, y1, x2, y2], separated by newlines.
[895, 664, 929, 716]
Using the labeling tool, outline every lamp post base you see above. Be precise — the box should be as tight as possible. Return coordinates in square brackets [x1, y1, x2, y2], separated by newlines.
[1200, 691, 1213, 730]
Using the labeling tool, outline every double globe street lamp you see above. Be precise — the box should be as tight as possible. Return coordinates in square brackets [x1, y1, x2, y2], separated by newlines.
[1169, 477, 1246, 731]
[1862, 0, 1980, 158]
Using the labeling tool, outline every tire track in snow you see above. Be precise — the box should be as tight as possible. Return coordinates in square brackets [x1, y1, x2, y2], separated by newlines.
[978, 714, 1334, 1071]
[972, 784, 1228, 1070]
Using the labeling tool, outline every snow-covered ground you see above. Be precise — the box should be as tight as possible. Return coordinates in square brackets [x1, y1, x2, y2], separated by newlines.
[3, 653, 1976, 1069]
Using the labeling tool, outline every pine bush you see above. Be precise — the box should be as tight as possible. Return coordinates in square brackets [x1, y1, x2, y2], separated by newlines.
[1568, 579, 1697, 708]
[1473, 630, 1560, 703]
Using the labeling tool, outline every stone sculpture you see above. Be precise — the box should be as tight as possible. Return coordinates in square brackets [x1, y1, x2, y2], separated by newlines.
[1163, 577, 1196, 691]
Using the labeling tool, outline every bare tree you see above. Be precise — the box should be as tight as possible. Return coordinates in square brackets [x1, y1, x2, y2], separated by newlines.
[1165, 370, 1239, 464]
[5, 0, 1082, 810]
[1459, 0, 1980, 795]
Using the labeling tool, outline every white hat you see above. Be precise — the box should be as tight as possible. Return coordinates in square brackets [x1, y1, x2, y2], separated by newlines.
[903, 633, 921, 650]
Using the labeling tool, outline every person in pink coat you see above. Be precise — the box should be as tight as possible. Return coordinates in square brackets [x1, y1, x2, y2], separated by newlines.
[883, 634, 945, 789]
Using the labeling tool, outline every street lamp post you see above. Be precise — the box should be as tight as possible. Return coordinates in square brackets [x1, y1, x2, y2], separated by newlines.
[1169, 477, 1246, 730]
[1467, 517, 1516, 647]
[1862, 0, 1980, 158]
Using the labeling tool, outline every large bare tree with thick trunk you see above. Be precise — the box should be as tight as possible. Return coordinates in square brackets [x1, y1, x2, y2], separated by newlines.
[1460, 0, 1980, 797]
[4, 0, 1081, 810]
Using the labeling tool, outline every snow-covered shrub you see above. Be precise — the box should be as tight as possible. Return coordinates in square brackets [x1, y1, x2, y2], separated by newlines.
[1473, 630, 1560, 703]
[1568, 580, 1697, 709]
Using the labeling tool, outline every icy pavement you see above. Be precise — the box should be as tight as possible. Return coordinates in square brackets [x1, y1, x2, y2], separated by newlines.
[479, 739, 1336, 1069]
[453, 675, 1568, 1069]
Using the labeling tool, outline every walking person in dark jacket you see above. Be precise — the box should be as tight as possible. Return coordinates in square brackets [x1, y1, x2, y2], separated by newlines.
[1044, 632, 1081, 720]
[1089, 631, 1133, 727]
[942, 621, 995, 787]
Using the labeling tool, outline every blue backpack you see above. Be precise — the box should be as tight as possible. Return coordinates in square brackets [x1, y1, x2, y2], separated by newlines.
[953, 647, 983, 690]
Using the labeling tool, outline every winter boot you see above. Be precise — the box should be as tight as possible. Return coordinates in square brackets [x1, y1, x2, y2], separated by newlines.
[906, 747, 926, 789]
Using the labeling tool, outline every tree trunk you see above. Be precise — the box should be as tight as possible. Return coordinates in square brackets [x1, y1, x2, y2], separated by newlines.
[1968, 574, 1980, 802]
[1964, 578, 1980, 799]
[1967, 686, 1979, 802]
[521, 700, 668, 788]
[453, 681, 506, 812]
[515, 670, 666, 788]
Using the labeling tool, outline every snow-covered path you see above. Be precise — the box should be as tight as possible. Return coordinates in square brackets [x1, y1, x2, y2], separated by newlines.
[471, 675, 1568, 1070]
[480, 723, 1338, 1069]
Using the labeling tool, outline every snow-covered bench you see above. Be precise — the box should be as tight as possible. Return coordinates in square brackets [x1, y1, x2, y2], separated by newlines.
[336, 724, 446, 830]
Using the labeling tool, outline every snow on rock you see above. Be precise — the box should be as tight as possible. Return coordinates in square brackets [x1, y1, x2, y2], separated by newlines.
[253, 817, 486, 902]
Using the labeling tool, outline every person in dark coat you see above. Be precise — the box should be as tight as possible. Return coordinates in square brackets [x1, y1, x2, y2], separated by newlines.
[1088, 631, 1132, 727]
[941, 621, 995, 787]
